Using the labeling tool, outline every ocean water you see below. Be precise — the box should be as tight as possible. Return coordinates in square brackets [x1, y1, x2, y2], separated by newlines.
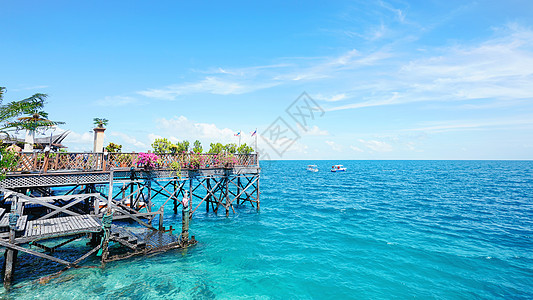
[1, 160, 532, 299]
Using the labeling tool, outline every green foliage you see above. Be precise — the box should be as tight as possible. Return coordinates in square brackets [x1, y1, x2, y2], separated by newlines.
[224, 143, 237, 154]
[105, 142, 122, 152]
[1, 87, 63, 137]
[208, 142, 224, 154]
[237, 143, 254, 154]
[169, 161, 182, 178]
[192, 140, 203, 153]
[93, 118, 108, 128]
[169, 144, 180, 154]
[176, 140, 189, 153]
[151, 138, 173, 154]
[0, 147, 19, 180]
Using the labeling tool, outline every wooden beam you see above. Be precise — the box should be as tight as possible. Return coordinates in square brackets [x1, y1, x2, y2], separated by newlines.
[0, 239, 74, 267]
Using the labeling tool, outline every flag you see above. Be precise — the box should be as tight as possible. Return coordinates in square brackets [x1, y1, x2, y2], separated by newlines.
[251, 129, 257, 137]
[234, 131, 241, 136]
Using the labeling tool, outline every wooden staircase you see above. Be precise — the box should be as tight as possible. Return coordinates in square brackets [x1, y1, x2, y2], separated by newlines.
[109, 224, 147, 250]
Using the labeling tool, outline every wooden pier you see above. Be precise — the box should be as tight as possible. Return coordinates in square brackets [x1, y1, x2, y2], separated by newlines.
[0, 152, 260, 286]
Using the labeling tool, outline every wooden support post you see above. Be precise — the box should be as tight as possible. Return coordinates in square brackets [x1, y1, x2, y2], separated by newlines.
[3, 199, 19, 287]
[237, 177, 241, 206]
[225, 176, 230, 217]
[206, 178, 211, 212]
[99, 208, 113, 263]
[256, 176, 260, 211]
[146, 175, 152, 214]
[108, 171, 114, 209]
[189, 176, 193, 216]
[130, 170, 135, 208]
[173, 177, 178, 214]
[182, 192, 190, 244]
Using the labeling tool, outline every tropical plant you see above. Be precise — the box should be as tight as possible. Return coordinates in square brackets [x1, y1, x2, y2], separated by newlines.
[151, 138, 173, 154]
[208, 142, 224, 154]
[136, 152, 160, 169]
[105, 142, 122, 152]
[224, 143, 237, 154]
[176, 140, 189, 153]
[219, 153, 238, 168]
[1, 87, 62, 138]
[0, 147, 19, 180]
[169, 161, 182, 178]
[192, 140, 202, 153]
[237, 143, 254, 154]
[93, 118, 108, 128]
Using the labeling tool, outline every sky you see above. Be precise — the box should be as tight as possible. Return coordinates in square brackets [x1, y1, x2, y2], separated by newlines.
[2, 0, 533, 160]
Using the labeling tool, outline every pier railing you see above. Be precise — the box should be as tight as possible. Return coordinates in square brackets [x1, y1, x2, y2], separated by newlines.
[6, 152, 258, 174]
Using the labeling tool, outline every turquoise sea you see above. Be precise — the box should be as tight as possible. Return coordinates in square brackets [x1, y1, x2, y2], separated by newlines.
[2, 160, 532, 299]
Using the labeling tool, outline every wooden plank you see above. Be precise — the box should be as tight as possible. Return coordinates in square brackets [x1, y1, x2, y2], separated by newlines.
[0, 208, 5, 219]
[0, 214, 9, 227]
[0, 239, 73, 267]
[16, 215, 27, 232]
[71, 217, 81, 231]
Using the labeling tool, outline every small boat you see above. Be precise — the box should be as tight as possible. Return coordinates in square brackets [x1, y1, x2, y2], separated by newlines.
[331, 165, 347, 172]
[307, 165, 319, 172]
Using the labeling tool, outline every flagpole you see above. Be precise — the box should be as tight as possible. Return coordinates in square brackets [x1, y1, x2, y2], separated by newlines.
[254, 128, 258, 154]
[238, 131, 241, 147]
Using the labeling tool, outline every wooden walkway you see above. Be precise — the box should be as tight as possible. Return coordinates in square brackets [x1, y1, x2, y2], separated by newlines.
[15, 215, 100, 243]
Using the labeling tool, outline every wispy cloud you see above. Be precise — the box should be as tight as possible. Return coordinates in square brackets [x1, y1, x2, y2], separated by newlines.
[325, 140, 342, 152]
[109, 131, 147, 148]
[358, 139, 393, 152]
[297, 124, 329, 136]
[138, 76, 280, 100]
[326, 24, 533, 112]
[11, 85, 49, 92]
[137, 48, 392, 100]
[314, 93, 347, 102]
[404, 116, 533, 133]
[350, 145, 364, 152]
[94, 96, 140, 107]
[156, 115, 237, 142]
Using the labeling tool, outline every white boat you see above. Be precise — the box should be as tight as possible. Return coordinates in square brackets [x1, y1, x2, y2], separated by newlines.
[307, 165, 319, 172]
[331, 165, 347, 172]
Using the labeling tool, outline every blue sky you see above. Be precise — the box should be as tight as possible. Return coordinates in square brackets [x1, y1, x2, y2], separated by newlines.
[2, 0, 533, 159]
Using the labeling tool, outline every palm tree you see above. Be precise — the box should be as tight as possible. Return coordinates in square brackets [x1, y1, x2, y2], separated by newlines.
[93, 118, 108, 128]
[0, 87, 47, 136]
[1, 87, 64, 151]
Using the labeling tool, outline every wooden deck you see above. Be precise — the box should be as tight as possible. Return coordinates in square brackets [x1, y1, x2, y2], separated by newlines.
[15, 215, 100, 243]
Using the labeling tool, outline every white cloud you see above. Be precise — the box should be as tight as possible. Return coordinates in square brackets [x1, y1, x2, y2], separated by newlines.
[325, 140, 342, 152]
[11, 85, 49, 92]
[137, 48, 392, 100]
[358, 139, 393, 152]
[109, 131, 147, 148]
[53, 127, 93, 152]
[327, 24, 533, 112]
[156, 116, 237, 143]
[95, 96, 140, 107]
[314, 93, 347, 102]
[296, 124, 329, 136]
[138, 77, 279, 100]
[404, 116, 533, 133]
[350, 145, 364, 152]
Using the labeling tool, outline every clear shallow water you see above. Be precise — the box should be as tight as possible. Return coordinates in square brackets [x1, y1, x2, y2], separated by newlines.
[2, 160, 532, 299]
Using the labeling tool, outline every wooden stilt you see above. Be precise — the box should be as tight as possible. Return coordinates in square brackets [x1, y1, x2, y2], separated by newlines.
[256, 176, 260, 211]
[225, 176, 230, 217]
[206, 178, 211, 212]
[189, 176, 193, 217]
[3, 198, 20, 287]
[237, 177, 241, 206]
[173, 177, 178, 214]
[182, 192, 190, 244]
